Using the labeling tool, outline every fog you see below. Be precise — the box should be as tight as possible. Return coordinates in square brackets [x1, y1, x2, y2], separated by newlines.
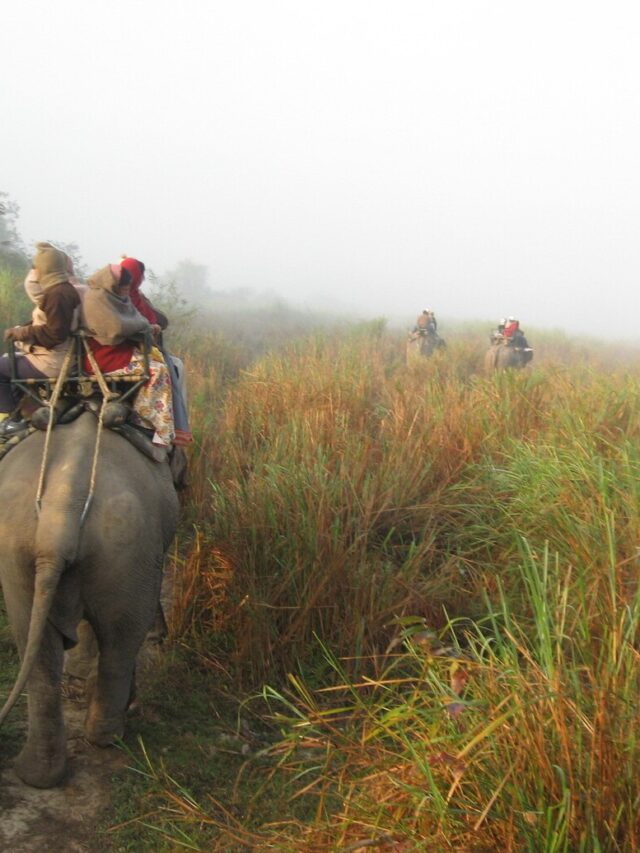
[2, 0, 639, 338]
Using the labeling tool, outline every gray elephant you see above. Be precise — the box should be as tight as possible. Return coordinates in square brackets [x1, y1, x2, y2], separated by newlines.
[406, 331, 446, 362]
[484, 341, 533, 371]
[0, 412, 179, 788]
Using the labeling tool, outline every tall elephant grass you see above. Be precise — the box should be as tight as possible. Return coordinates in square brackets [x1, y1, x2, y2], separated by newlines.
[172, 329, 640, 678]
[147, 328, 640, 849]
[251, 534, 640, 850]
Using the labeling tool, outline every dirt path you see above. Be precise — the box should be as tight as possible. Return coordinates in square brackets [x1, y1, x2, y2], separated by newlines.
[0, 704, 126, 852]
[0, 694, 126, 852]
[0, 641, 163, 853]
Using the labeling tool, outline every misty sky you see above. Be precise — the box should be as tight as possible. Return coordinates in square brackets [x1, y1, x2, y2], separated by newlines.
[2, 1, 640, 338]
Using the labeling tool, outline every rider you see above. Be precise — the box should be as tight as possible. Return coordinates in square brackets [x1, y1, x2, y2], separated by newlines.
[503, 317, 519, 339]
[414, 310, 437, 335]
[513, 323, 530, 349]
[504, 318, 530, 348]
[120, 256, 192, 447]
[490, 318, 506, 343]
[0, 242, 80, 436]
[82, 263, 175, 449]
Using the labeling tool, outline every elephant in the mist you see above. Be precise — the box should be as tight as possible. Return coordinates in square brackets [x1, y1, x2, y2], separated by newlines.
[0, 412, 179, 788]
[484, 342, 533, 371]
[406, 332, 447, 363]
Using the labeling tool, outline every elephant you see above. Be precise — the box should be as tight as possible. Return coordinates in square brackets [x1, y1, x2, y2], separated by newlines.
[406, 331, 446, 362]
[0, 411, 179, 788]
[484, 342, 533, 371]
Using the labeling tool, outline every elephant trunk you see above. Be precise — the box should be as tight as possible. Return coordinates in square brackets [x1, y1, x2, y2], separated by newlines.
[0, 557, 66, 726]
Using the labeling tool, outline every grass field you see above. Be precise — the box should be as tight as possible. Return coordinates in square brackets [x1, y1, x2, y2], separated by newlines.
[110, 325, 640, 850]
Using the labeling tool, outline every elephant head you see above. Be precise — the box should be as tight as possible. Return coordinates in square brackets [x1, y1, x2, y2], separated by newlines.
[406, 332, 446, 362]
[0, 412, 179, 787]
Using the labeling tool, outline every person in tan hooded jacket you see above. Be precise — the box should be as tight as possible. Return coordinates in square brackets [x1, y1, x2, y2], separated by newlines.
[0, 242, 80, 434]
[18, 253, 85, 376]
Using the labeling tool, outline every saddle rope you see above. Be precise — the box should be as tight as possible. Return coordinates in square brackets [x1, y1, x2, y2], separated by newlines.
[34, 344, 74, 516]
[79, 337, 119, 525]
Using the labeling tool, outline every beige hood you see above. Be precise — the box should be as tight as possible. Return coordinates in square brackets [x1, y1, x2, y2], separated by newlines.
[83, 265, 149, 346]
[32, 242, 69, 291]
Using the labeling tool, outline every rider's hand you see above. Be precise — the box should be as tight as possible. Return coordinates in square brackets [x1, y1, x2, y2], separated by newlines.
[150, 323, 162, 338]
[4, 326, 24, 342]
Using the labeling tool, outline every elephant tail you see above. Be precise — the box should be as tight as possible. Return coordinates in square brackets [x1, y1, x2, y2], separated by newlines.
[0, 556, 66, 726]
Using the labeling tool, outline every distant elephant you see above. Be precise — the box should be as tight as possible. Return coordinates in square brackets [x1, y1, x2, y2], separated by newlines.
[485, 342, 533, 371]
[406, 331, 446, 362]
[0, 412, 179, 788]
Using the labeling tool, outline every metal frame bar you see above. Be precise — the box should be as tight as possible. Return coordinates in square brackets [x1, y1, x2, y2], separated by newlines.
[8, 330, 153, 405]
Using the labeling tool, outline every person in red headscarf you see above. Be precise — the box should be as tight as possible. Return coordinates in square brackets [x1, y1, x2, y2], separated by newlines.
[119, 256, 192, 447]
[120, 257, 168, 331]
[503, 317, 519, 339]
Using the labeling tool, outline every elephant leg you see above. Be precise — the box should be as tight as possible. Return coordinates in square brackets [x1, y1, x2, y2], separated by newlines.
[1, 568, 67, 787]
[83, 621, 148, 747]
[80, 552, 163, 747]
[16, 627, 67, 788]
[64, 618, 98, 682]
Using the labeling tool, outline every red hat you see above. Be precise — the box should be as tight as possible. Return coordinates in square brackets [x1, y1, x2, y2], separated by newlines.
[120, 257, 145, 289]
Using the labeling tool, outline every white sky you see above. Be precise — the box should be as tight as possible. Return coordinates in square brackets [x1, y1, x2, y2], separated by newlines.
[2, 0, 640, 337]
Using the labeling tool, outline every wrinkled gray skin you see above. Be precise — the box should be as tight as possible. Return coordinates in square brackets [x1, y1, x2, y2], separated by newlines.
[0, 412, 179, 788]
[484, 343, 533, 371]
